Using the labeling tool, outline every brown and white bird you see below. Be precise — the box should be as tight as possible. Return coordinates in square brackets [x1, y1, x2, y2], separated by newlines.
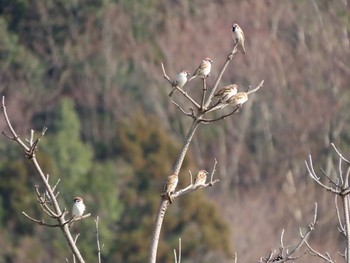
[194, 170, 208, 188]
[169, 70, 191, 97]
[232, 23, 246, 54]
[226, 92, 248, 107]
[161, 174, 178, 203]
[188, 58, 213, 82]
[70, 196, 86, 227]
[214, 84, 238, 102]
[72, 196, 86, 217]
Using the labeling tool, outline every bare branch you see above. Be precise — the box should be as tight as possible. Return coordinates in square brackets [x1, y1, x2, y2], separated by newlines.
[171, 101, 196, 118]
[173, 238, 181, 263]
[332, 143, 350, 165]
[233, 252, 238, 263]
[1, 96, 30, 151]
[52, 178, 61, 192]
[200, 106, 240, 124]
[26, 129, 34, 145]
[299, 203, 336, 262]
[200, 78, 207, 110]
[338, 157, 345, 186]
[341, 194, 350, 261]
[94, 216, 102, 263]
[67, 213, 92, 226]
[346, 166, 350, 188]
[209, 158, 218, 184]
[34, 185, 59, 217]
[22, 212, 61, 227]
[161, 63, 174, 85]
[335, 195, 346, 236]
[305, 156, 341, 194]
[319, 168, 339, 188]
[305, 240, 335, 262]
[247, 80, 264, 95]
[189, 171, 193, 185]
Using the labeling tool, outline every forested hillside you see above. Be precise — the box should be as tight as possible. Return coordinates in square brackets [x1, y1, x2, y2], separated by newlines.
[0, 0, 349, 262]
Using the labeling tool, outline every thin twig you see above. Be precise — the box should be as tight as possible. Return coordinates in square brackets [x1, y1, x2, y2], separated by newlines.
[95, 216, 102, 263]
[173, 238, 181, 263]
[209, 158, 218, 185]
[171, 101, 196, 118]
[201, 107, 240, 124]
[1, 96, 30, 151]
[319, 168, 339, 188]
[332, 143, 350, 164]
[22, 212, 61, 227]
[66, 213, 92, 226]
[305, 240, 335, 262]
[305, 157, 341, 194]
[189, 171, 193, 185]
[247, 80, 264, 95]
[201, 78, 207, 110]
[52, 178, 61, 192]
[335, 195, 346, 236]
[233, 252, 238, 263]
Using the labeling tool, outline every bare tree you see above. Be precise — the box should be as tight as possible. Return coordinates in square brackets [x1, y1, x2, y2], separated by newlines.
[258, 142, 350, 263]
[1, 96, 91, 263]
[306, 143, 350, 263]
[147, 38, 264, 262]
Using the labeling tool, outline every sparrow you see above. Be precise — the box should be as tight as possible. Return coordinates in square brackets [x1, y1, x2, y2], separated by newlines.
[70, 196, 86, 227]
[214, 84, 238, 102]
[232, 23, 246, 54]
[161, 174, 178, 203]
[226, 92, 248, 107]
[188, 58, 213, 82]
[169, 70, 191, 97]
[72, 196, 86, 217]
[193, 170, 208, 188]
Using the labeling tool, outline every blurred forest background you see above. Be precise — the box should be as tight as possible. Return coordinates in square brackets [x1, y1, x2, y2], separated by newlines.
[0, 0, 349, 262]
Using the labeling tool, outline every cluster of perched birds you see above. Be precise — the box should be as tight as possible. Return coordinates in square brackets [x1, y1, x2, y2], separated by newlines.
[169, 23, 247, 109]
[161, 170, 209, 203]
[71, 25, 247, 213]
[162, 23, 248, 203]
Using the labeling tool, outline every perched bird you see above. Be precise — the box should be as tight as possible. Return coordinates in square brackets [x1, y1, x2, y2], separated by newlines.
[226, 92, 248, 107]
[232, 23, 246, 54]
[188, 58, 213, 82]
[72, 196, 86, 217]
[194, 170, 208, 188]
[161, 174, 179, 203]
[169, 70, 191, 97]
[214, 84, 238, 102]
[70, 196, 86, 227]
